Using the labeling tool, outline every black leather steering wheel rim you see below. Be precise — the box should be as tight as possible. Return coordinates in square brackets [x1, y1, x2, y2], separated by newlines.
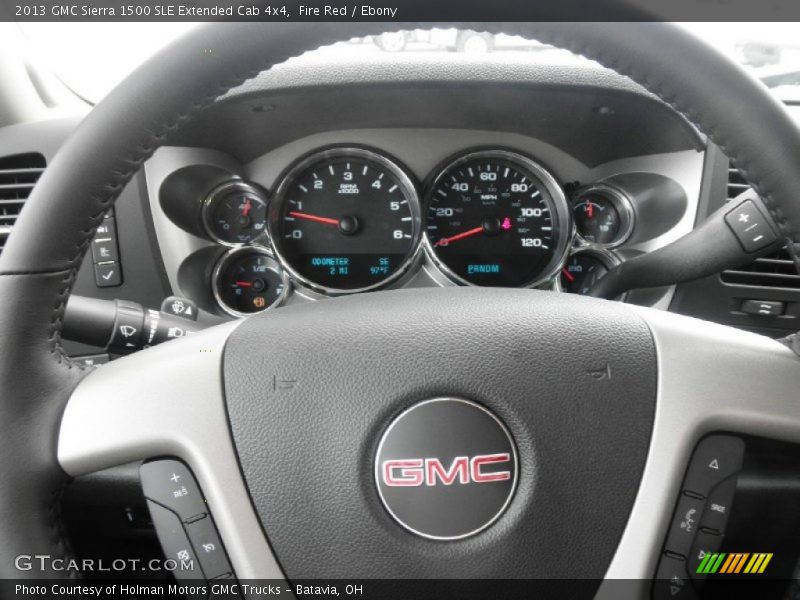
[2, 21, 800, 580]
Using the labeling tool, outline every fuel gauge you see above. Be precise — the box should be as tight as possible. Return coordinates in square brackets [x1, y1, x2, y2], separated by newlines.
[213, 247, 289, 317]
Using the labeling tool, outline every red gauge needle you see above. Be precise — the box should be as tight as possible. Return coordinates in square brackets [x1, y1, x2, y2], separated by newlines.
[289, 211, 339, 226]
[561, 268, 575, 283]
[434, 226, 484, 247]
[234, 280, 253, 287]
[242, 199, 252, 217]
[586, 203, 594, 218]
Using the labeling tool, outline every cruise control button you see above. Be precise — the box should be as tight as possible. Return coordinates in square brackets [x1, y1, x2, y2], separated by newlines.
[146, 500, 205, 582]
[664, 494, 706, 557]
[140, 460, 207, 522]
[653, 554, 697, 600]
[700, 476, 737, 534]
[185, 515, 232, 580]
[683, 435, 744, 498]
[688, 529, 724, 581]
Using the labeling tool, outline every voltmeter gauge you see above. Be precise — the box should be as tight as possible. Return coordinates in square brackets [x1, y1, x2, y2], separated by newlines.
[213, 247, 289, 317]
[572, 184, 634, 247]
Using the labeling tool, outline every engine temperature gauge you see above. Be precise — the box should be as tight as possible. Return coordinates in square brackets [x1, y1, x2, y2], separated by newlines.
[559, 249, 623, 298]
[213, 247, 289, 317]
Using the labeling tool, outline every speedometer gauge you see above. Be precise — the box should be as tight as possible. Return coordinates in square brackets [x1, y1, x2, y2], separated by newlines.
[268, 148, 421, 294]
[424, 150, 570, 287]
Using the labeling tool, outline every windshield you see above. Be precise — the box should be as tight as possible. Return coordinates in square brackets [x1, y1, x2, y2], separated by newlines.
[15, 22, 800, 104]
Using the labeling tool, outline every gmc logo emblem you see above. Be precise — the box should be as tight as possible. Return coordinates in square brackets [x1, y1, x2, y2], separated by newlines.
[382, 453, 511, 487]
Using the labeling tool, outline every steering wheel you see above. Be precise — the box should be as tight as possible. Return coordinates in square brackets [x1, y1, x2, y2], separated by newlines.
[3, 22, 800, 596]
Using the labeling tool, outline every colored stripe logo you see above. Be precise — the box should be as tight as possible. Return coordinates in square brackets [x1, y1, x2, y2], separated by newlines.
[696, 552, 773, 574]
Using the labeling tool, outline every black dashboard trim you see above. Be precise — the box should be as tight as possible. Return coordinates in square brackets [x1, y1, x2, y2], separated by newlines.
[169, 61, 703, 167]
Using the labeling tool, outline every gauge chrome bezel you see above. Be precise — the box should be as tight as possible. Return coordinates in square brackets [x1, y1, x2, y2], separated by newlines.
[571, 182, 635, 249]
[267, 146, 422, 296]
[422, 149, 572, 289]
[556, 246, 627, 300]
[212, 245, 291, 318]
[202, 180, 270, 248]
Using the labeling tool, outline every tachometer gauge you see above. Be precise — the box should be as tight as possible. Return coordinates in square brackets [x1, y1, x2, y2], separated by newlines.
[572, 184, 634, 247]
[424, 150, 570, 287]
[202, 181, 268, 246]
[268, 147, 421, 294]
[213, 247, 289, 317]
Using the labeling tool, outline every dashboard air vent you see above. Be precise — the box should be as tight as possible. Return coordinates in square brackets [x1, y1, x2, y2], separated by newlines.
[0, 153, 46, 254]
[721, 246, 800, 289]
[727, 163, 751, 202]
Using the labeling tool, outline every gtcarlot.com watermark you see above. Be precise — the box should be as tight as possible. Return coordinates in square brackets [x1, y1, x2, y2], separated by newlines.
[15, 554, 193, 573]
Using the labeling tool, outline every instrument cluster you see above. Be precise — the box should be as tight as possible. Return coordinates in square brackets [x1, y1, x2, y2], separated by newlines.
[164, 145, 639, 317]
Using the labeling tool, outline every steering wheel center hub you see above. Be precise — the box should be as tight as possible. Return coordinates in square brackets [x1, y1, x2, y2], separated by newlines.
[222, 287, 656, 579]
[375, 398, 518, 540]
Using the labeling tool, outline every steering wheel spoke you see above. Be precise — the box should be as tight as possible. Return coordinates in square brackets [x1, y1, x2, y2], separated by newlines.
[600, 308, 800, 593]
[58, 321, 283, 581]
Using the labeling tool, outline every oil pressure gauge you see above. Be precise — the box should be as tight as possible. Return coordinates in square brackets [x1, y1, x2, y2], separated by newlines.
[203, 181, 268, 246]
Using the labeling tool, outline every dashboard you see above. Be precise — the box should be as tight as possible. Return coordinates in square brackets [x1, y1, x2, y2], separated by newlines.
[8, 52, 770, 361]
[87, 55, 701, 326]
[147, 129, 700, 319]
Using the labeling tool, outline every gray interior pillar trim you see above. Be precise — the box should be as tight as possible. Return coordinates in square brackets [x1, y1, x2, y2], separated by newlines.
[598, 307, 800, 597]
[57, 320, 285, 581]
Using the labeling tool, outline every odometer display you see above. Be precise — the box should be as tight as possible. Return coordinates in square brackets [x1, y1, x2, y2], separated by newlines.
[425, 150, 570, 287]
[269, 148, 420, 293]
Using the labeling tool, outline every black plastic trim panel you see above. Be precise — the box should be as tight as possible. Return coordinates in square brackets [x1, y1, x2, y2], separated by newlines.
[171, 61, 702, 167]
